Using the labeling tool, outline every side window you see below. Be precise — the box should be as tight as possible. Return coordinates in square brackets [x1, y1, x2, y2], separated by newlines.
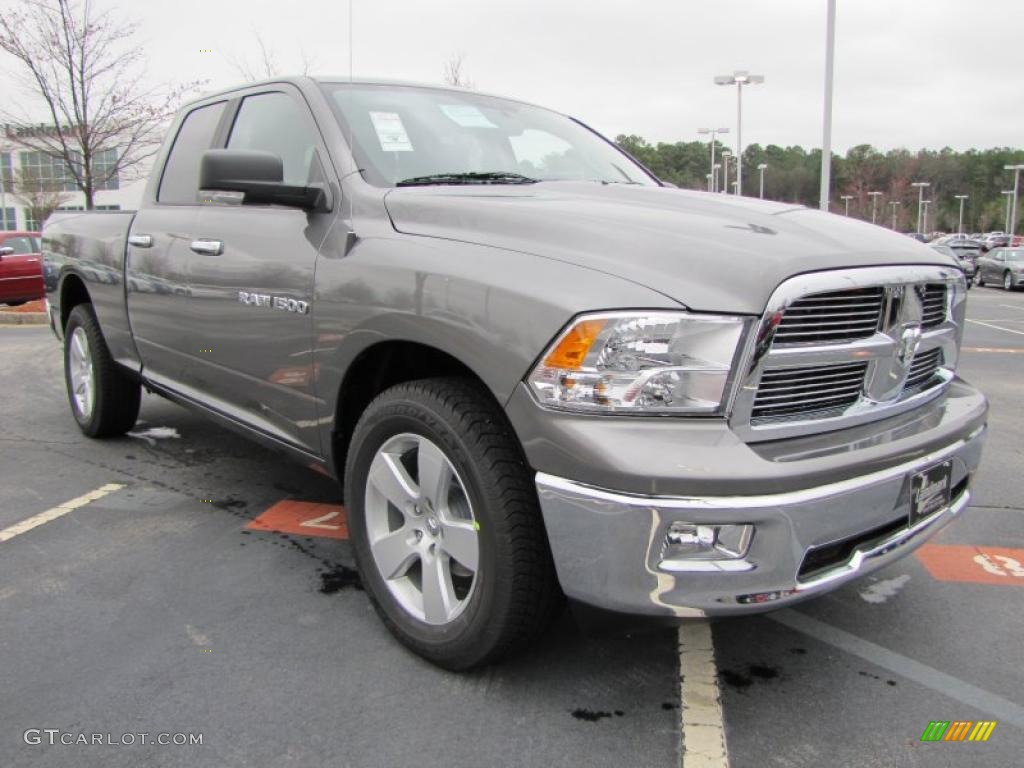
[4, 236, 35, 254]
[158, 102, 226, 203]
[227, 92, 318, 186]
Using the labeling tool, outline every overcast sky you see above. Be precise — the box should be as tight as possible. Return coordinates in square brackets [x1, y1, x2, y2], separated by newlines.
[5, 0, 1023, 153]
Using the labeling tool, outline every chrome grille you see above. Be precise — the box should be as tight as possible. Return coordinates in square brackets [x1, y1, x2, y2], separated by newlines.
[905, 347, 943, 391]
[773, 287, 885, 345]
[752, 361, 868, 421]
[731, 266, 963, 442]
[920, 284, 947, 328]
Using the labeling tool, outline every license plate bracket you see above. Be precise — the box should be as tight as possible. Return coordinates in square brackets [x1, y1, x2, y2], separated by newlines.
[909, 460, 953, 526]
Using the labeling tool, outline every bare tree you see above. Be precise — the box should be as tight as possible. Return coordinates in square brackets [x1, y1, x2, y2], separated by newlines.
[442, 53, 474, 89]
[12, 166, 71, 230]
[228, 33, 319, 82]
[0, 0, 200, 209]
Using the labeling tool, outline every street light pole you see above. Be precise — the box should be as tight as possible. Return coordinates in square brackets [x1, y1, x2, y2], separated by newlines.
[714, 71, 764, 196]
[954, 194, 969, 237]
[698, 128, 729, 194]
[1003, 190, 1014, 234]
[1005, 164, 1024, 238]
[890, 200, 901, 230]
[706, 173, 713, 192]
[841, 194, 853, 216]
[922, 200, 931, 235]
[820, 0, 837, 211]
[868, 191, 882, 225]
[911, 181, 930, 234]
[757, 163, 768, 199]
[721, 152, 732, 195]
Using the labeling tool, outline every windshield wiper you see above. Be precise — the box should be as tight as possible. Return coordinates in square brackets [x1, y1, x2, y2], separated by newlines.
[396, 171, 538, 187]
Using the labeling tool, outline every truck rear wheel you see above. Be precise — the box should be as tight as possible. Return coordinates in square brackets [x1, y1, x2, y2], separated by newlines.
[64, 304, 141, 437]
[344, 377, 560, 670]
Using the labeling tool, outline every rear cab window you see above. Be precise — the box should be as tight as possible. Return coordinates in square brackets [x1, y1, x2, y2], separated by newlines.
[157, 101, 227, 203]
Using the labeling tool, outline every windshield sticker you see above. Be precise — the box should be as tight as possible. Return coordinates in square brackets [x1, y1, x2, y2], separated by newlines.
[439, 104, 497, 129]
[369, 111, 414, 152]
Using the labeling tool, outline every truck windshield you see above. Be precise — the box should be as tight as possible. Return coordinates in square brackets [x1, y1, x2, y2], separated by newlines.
[320, 83, 657, 188]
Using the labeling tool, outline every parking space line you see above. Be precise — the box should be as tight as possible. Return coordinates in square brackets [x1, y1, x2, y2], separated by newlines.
[998, 304, 1024, 312]
[679, 621, 729, 768]
[967, 319, 1024, 337]
[0, 483, 125, 543]
[962, 347, 1024, 354]
[769, 609, 1024, 728]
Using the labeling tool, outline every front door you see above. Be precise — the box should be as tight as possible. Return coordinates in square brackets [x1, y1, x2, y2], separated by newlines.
[184, 88, 334, 455]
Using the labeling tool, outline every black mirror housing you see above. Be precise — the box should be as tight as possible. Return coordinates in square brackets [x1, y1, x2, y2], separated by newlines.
[199, 149, 329, 212]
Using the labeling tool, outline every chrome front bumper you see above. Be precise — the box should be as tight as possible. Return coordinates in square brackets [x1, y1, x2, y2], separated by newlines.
[535, 424, 985, 618]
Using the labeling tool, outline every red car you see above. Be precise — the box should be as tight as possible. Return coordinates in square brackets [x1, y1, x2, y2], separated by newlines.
[0, 231, 44, 306]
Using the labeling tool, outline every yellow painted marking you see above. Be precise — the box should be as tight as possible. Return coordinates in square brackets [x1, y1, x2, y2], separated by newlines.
[679, 621, 728, 768]
[0, 484, 125, 543]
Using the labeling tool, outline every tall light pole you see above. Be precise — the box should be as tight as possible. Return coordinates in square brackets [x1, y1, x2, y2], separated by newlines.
[819, 0, 837, 211]
[841, 194, 854, 216]
[922, 200, 932, 235]
[757, 163, 768, 199]
[954, 194, 969, 236]
[698, 128, 729, 193]
[714, 70, 764, 196]
[1005, 164, 1024, 237]
[890, 201, 901, 230]
[1003, 190, 1015, 234]
[911, 181, 930, 234]
[868, 191, 883, 225]
[706, 173, 713, 192]
[712, 163, 722, 193]
[721, 151, 732, 194]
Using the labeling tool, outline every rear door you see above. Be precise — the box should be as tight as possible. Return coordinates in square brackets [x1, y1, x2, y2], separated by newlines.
[184, 87, 335, 455]
[0, 234, 42, 302]
[126, 100, 227, 391]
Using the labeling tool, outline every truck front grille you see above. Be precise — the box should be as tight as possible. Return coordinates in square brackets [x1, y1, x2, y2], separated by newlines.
[920, 284, 947, 328]
[752, 361, 868, 421]
[773, 287, 884, 345]
[905, 347, 944, 391]
[730, 266, 963, 441]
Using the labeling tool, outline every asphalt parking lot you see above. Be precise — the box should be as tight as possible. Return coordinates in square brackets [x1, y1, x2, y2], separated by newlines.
[1, 285, 1022, 768]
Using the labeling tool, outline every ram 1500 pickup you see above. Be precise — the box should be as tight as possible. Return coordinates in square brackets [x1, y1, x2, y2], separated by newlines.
[43, 77, 987, 670]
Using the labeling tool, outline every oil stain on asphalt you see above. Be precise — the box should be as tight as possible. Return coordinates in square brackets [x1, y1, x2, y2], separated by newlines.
[720, 664, 781, 691]
[570, 709, 626, 722]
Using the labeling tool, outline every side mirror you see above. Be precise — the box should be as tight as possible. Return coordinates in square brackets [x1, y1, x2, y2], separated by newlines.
[199, 149, 329, 212]
[0, 246, 13, 259]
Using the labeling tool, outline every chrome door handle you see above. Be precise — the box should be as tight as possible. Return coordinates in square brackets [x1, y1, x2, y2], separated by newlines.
[190, 239, 223, 256]
[128, 234, 153, 248]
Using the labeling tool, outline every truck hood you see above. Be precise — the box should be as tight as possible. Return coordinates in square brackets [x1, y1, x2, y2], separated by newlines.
[384, 182, 954, 315]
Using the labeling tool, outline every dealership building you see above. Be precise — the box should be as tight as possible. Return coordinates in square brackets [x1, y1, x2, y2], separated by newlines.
[0, 123, 147, 231]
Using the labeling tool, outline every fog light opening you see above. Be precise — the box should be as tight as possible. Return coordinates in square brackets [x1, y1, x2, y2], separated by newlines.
[663, 522, 754, 561]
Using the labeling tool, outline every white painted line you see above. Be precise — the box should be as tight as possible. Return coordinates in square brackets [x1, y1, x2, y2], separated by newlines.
[0, 483, 125, 543]
[966, 318, 1024, 337]
[999, 303, 1024, 312]
[679, 621, 729, 768]
[769, 609, 1024, 728]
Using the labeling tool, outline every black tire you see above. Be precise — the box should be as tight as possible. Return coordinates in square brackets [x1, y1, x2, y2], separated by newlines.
[63, 303, 141, 437]
[976, 271, 985, 287]
[344, 377, 561, 670]
[1004, 271, 1015, 291]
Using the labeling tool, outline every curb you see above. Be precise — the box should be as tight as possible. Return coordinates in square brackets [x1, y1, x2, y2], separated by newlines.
[0, 312, 48, 325]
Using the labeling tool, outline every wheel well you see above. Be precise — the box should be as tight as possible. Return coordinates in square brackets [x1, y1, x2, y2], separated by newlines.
[333, 341, 486, 477]
[60, 274, 90, 332]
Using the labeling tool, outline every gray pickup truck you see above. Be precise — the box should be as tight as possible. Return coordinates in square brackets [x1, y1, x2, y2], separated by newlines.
[43, 77, 987, 670]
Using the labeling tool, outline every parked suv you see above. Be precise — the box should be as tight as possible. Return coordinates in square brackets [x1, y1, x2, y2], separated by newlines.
[42, 78, 987, 669]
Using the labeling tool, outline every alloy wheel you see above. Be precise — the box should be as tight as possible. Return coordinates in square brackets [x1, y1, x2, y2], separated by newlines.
[68, 327, 95, 420]
[364, 432, 479, 625]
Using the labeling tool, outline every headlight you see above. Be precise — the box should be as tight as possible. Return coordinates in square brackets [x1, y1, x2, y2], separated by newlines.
[527, 311, 748, 414]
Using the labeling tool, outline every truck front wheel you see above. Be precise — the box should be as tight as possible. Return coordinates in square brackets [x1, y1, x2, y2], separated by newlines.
[344, 377, 560, 670]
[63, 304, 141, 437]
